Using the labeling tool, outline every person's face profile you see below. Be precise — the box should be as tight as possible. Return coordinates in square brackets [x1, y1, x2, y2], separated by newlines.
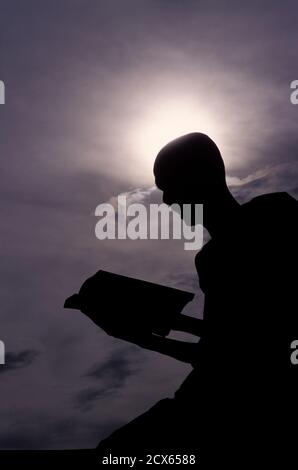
[155, 179, 204, 226]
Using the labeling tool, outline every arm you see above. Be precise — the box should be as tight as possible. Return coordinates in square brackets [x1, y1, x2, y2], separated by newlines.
[123, 332, 199, 364]
[171, 314, 204, 337]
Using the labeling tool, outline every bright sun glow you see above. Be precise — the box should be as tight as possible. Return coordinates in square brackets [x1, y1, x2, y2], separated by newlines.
[128, 97, 226, 183]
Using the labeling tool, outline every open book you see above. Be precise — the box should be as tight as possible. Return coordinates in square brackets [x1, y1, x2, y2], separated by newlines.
[64, 270, 194, 338]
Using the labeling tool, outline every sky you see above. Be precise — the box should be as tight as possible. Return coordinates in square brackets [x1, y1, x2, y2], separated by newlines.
[0, 0, 297, 449]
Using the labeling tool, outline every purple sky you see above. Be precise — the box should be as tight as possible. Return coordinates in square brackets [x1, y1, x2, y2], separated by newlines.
[0, 0, 297, 449]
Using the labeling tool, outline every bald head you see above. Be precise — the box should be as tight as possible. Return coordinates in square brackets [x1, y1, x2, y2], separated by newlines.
[153, 133, 238, 232]
[154, 133, 225, 189]
[153, 133, 227, 207]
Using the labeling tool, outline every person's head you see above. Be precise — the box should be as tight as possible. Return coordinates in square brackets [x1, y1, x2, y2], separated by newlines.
[153, 133, 237, 232]
[154, 132, 226, 203]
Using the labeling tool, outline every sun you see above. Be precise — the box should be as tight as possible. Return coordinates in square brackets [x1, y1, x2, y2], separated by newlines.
[127, 97, 225, 184]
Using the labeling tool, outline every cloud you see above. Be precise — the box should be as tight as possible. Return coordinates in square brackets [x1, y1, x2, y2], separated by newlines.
[75, 388, 111, 412]
[75, 347, 141, 411]
[0, 414, 121, 449]
[108, 186, 157, 208]
[85, 349, 138, 384]
[0, 350, 39, 375]
[227, 168, 272, 187]
[230, 162, 298, 203]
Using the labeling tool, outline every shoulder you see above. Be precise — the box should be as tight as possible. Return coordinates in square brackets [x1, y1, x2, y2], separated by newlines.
[243, 192, 297, 233]
[242, 193, 297, 273]
[243, 192, 297, 215]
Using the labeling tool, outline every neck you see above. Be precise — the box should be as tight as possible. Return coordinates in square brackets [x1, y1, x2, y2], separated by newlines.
[204, 188, 241, 238]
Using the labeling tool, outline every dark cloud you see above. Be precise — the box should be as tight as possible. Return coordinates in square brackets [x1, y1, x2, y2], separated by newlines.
[0, 350, 39, 375]
[0, 414, 122, 449]
[75, 348, 140, 411]
[75, 388, 112, 412]
[85, 350, 137, 384]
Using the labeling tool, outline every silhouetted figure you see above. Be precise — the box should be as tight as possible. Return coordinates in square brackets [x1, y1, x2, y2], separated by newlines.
[153, 133, 298, 466]
[65, 270, 204, 364]
[95, 133, 297, 467]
